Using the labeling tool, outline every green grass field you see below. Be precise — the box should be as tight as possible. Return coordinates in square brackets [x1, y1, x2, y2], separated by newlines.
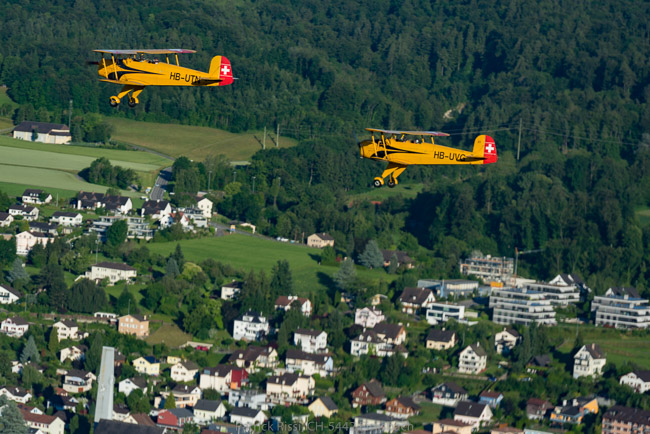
[0, 87, 18, 109]
[108, 117, 296, 162]
[146, 323, 193, 347]
[147, 235, 397, 295]
[635, 207, 650, 227]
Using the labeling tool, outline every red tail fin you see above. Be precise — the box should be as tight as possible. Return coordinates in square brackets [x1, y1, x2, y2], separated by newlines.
[218, 56, 233, 86]
[482, 135, 497, 164]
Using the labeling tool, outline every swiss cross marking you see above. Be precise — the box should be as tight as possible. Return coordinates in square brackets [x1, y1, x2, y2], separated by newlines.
[221, 65, 230, 75]
[486, 143, 495, 153]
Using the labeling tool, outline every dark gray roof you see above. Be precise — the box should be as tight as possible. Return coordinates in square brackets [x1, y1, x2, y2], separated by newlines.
[360, 379, 385, 398]
[312, 232, 334, 241]
[426, 329, 455, 343]
[399, 287, 433, 306]
[52, 211, 82, 218]
[0, 211, 10, 220]
[432, 382, 467, 395]
[604, 405, 650, 425]
[630, 370, 650, 382]
[230, 406, 263, 418]
[193, 399, 222, 412]
[142, 200, 170, 214]
[582, 343, 605, 359]
[14, 121, 69, 134]
[124, 377, 147, 389]
[95, 419, 164, 434]
[608, 287, 641, 298]
[0, 284, 22, 298]
[285, 349, 331, 365]
[294, 328, 322, 337]
[529, 354, 552, 367]
[373, 322, 404, 340]
[22, 189, 46, 196]
[455, 401, 489, 418]
[95, 262, 136, 271]
[356, 412, 398, 422]
[316, 396, 338, 411]
[469, 343, 487, 357]
[395, 396, 420, 410]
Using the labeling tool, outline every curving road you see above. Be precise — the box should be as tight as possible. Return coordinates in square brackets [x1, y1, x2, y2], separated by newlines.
[150, 167, 172, 200]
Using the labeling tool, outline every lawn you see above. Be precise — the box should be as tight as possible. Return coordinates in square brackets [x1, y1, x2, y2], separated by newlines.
[146, 323, 193, 348]
[147, 235, 397, 295]
[108, 117, 296, 162]
[0, 87, 18, 109]
[635, 207, 650, 227]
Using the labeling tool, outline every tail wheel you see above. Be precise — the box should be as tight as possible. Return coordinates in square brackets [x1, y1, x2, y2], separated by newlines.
[373, 177, 384, 188]
[387, 177, 397, 188]
[109, 96, 120, 107]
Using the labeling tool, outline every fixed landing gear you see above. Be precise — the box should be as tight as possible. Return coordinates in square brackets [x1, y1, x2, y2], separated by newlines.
[373, 177, 384, 188]
[109, 96, 120, 107]
[128, 96, 139, 108]
[372, 176, 398, 188]
[387, 177, 397, 188]
[109, 85, 144, 108]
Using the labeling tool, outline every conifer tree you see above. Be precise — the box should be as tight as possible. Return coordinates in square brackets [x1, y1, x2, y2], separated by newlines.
[20, 335, 40, 364]
[359, 240, 384, 269]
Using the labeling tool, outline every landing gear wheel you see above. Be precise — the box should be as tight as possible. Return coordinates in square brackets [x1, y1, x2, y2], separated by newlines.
[387, 177, 397, 188]
[373, 177, 384, 188]
[128, 97, 139, 108]
[109, 96, 120, 107]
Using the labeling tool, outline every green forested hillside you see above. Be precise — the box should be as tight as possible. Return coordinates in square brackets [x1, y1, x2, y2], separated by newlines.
[2, 0, 650, 291]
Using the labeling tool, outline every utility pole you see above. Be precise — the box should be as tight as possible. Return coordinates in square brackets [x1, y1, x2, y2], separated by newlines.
[263, 126, 266, 150]
[95, 239, 100, 264]
[68, 99, 73, 129]
[208, 171, 212, 191]
[252, 176, 256, 194]
[276, 124, 280, 147]
[517, 118, 522, 161]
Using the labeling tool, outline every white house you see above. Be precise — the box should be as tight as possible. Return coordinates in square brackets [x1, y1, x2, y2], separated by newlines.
[0, 211, 14, 227]
[0, 284, 22, 304]
[19, 410, 66, 434]
[350, 323, 408, 358]
[354, 307, 386, 328]
[293, 329, 327, 354]
[275, 295, 312, 316]
[13, 121, 71, 144]
[458, 343, 487, 374]
[9, 205, 39, 221]
[15, 231, 53, 255]
[230, 407, 266, 427]
[285, 349, 334, 377]
[306, 232, 334, 248]
[118, 377, 147, 397]
[221, 280, 244, 300]
[399, 287, 436, 314]
[161, 384, 202, 408]
[199, 365, 248, 393]
[21, 188, 52, 205]
[573, 343, 606, 379]
[82, 262, 137, 285]
[0, 386, 32, 403]
[233, 312, 270, 341]
[63, 369, 96, 393]
[266, 373, 315, 405]
[53, 320, 86, 342]
[1, 316, 29, 337]
[141, 199, 172, 220]
[193, 399, 227, 424]
[170, 360, 200, 383]
[454, 400, 493, 431]
[425, 302, 466, 325]
[494, 328, 521, 354]
[50, 211, 83, 227]
[619, 370, 650, 393]
[195, 196, 214, 218]
[59, 345, 88, 363]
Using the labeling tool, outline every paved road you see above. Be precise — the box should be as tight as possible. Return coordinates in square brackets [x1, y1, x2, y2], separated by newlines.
[150, 167, 172, 200]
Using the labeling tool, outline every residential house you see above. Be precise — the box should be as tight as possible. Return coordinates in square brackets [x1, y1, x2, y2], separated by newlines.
[76, 191, 105, 210]
[199, 365, 248, 392]
[495, 328, 521, 354]
[459, 253, 514, 283]
[275, 295, 312, 316]
[285, 349, 334, 377]
[306, 232, 334, 248]
[432, 419, 473, 434]
[266, 373, 314, 405]
[228, 389, 273, 411]
[104, 195, 133, 215]
[426, 328, 457, 350]
[399, 287, 436, 314]
[381, 249, 414, 269]
[48, 393, 81, 414]
[21, 188, 52, 204]
[232, 312, 270, 341]
[385, 396, 421, 419]
[0, 385, 32, 403]
[18, 409, 66, 434]
[84, 262, 137, 285]
[527, 355, 552, 374]
[160, 211, 193, 230]
[526, 398, 554, 420]
[170, 360, 200, 382]
[141, 199, 172, 220]
[602, 405, 650, 434]
[50, 211, 83, 227]
[13, 120, 71, 144]
[619, 370, 650, 393]
[479, 391, 504, 409]
[9, 204, 39, 221]
[430, 382, 468, 407]
[454, 401, 493, 431]
[351, 379, 386, 408]
[15, 230, 53, 255]
[166, 356, 182, 365]
[228, 346, 278, 372]
[294, 328, 327, 353]
[353, 413, 410, 433]
[308, 396, 338, 418]
[63, 369, 96, 394]
[354, 307, 386, 328]
[221, 280, 244, 301]
[550, 397, 598, 425]
[458, 343, 487, 374]
[30, 221, 59, 235]
[550, 273, 591, 299]
[592, 287, 650, 329]
[426, 302, 466, 325]
[119, 377, 148, 397]
[133, 356, 161, 376]
[489, 287, 557, 325]
[229, 407, 267, 427]
[161, 384, 201, 408]
[91, 215, 154, 240]
[0, 284, 22, 304]
[118, 314, 150, 338]
[573, 343, 606, 379]
[195, 196, 214, 218]
[350, 322, 409, 358]
[193, 399, 227, 424]
[0, 211, 14, 227]
[59, 345, 87, 363]
[53, 320, 86, 342]
[157, 407, 194, 430]
[113, 404, 133, 422]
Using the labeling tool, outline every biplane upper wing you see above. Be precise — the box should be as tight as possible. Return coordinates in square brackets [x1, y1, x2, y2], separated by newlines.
[94, 49, 197, 55]
[365, 128, 450, 137]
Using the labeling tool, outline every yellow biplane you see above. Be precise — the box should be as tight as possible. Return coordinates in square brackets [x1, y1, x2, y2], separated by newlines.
[359, 128, 497, 187]
[92, 49, 234, 107]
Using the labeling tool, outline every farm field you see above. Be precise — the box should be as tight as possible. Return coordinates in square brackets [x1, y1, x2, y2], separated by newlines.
[147, 235, 397, 295]
[108, 117, 296, 162]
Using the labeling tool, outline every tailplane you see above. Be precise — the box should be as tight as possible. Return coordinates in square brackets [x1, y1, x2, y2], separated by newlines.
[208, 56, 234, 86]
[472, 135, 497, 164]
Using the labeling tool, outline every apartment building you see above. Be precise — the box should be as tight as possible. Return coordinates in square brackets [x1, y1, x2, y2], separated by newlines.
[426, 302, 466, 325]
[592, 287, 650, 329]
[489, 287, 557, 325]
[459, 254, 514, 282]
[602, 405, 650, 434]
